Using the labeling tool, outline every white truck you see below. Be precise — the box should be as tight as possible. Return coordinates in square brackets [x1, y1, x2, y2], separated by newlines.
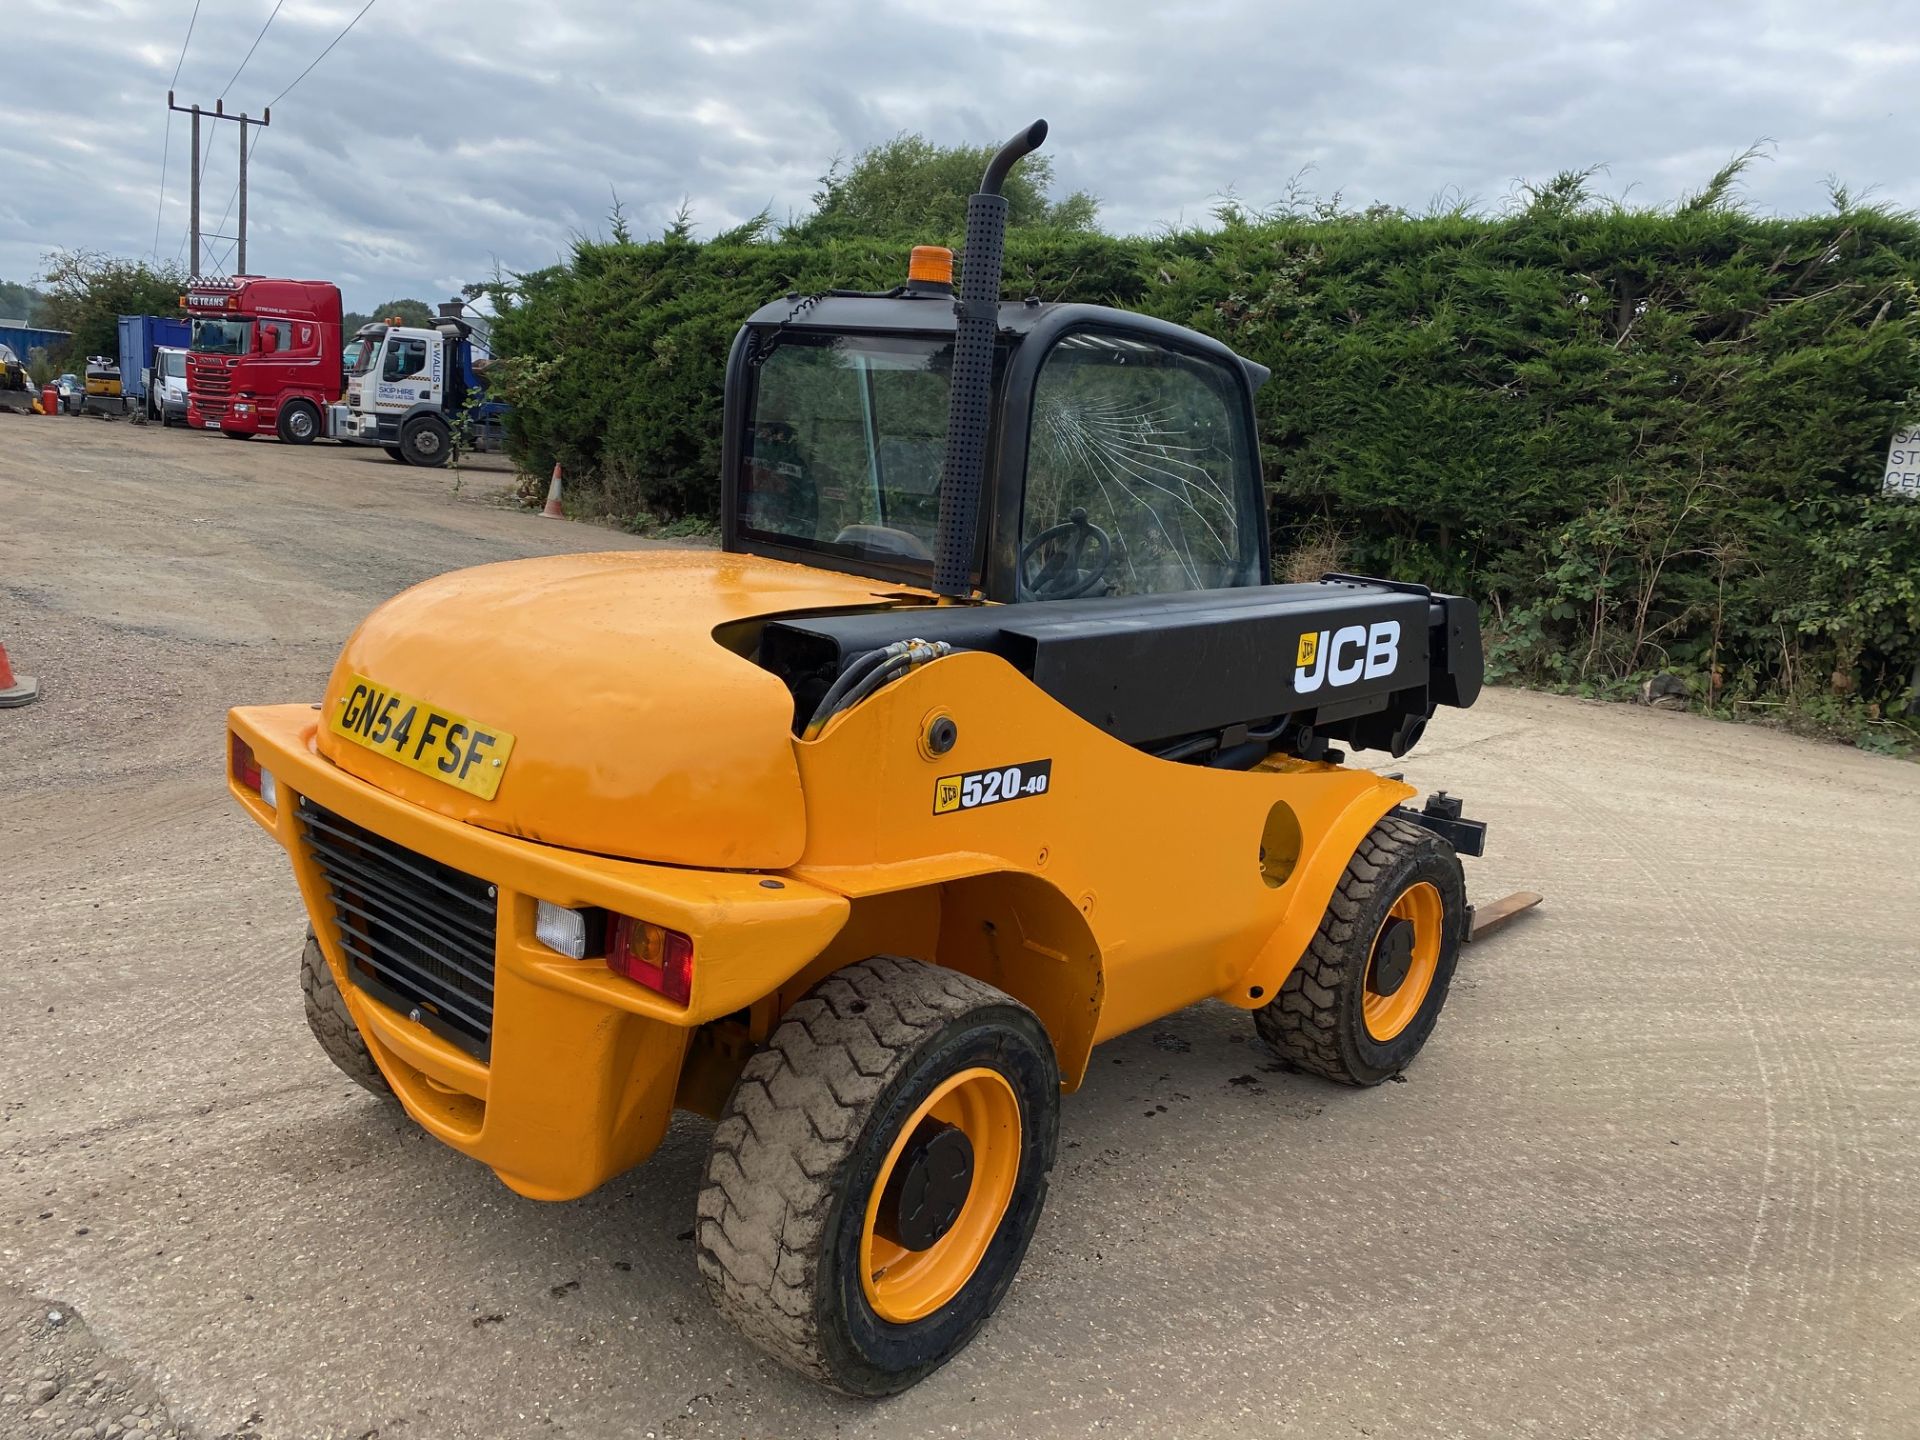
[335, 306, 508, 467]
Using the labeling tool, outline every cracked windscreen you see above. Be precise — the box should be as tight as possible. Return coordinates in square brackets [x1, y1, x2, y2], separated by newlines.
[1023, 331, 1259, 596]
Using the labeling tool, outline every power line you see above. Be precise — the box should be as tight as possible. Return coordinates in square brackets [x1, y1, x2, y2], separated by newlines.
[267, 0, 379, 108]
[151, 117, 175, 262]
[169, 0, 201, 86]
[220, 0, 286, 101]
[208, 130, 259, 273]
[151, 0, 204, 260]
[201, 0, 383, 273]
[205, 131, 253, 272]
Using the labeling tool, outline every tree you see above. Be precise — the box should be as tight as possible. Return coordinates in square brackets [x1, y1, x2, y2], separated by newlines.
[792, 133, 1099, 241]
[36, 252, 188, 363]
[0, 279, 45, 323]
[342, 298, 438, 333]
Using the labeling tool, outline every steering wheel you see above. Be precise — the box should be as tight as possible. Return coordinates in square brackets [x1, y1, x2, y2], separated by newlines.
[1019, 507, 1113, 600]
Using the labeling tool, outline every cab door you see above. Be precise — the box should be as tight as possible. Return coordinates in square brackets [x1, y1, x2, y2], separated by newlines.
[373, 333, 440, 418]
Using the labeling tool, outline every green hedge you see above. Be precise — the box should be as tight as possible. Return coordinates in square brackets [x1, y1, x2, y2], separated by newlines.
[485, 206, 1920, 716]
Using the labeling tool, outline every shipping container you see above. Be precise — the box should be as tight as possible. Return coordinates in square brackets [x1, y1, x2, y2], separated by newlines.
[118, 314, 192, 407]
[0, 321, 71, 376]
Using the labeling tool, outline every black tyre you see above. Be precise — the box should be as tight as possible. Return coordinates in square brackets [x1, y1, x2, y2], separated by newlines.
[300, 929, 395, 1101]
[698, 956, 1060, 1396]
[382, 444, 407, 462]
[399, 414, 451, 467]
[277, 399, 321, 444]
[1255, 815, 1466, 1085]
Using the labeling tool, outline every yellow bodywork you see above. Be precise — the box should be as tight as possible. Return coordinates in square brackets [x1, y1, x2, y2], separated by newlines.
[230, 550, 1409, 1201]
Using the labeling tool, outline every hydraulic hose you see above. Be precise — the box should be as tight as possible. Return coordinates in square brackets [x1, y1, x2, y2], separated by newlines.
[801, 640, 953, 740]
[805, 642, 901, 732]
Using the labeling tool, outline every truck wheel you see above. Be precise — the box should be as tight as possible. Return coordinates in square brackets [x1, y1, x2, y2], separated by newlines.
[301, 929, 394, 1101]
[399, 415, 451, 467]
[697, 956, 1060, 1396]
[1254, 814, 1466, 1086]
[382, 445, 407, 462]
[277, 399, 321, 444]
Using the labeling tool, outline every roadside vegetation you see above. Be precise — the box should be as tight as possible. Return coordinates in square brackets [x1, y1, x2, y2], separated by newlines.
[480, 140, 1920, 748]
[37, 251, 188, 366]
[15, 140, 1914, 747]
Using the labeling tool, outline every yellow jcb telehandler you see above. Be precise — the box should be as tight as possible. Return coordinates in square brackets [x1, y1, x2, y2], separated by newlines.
[228, 121, 1496, 1394]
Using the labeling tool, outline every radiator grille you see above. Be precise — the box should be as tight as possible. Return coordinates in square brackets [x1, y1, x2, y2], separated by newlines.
[190, 364, 229, 421]
[299, 800, 497, 1059]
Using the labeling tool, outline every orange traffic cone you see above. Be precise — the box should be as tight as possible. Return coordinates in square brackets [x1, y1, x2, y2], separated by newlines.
[0, 639, 39, 708]
[540, 463, 565, 519]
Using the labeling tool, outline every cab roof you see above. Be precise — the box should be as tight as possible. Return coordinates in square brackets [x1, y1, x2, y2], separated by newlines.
[741, 294, 1271, 392]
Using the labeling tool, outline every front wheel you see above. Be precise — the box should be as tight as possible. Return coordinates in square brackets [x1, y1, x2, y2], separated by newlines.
[382, 444, 407, 462]
[698, 956, 1060, 1396]
[277, 399, 321, 444]
[399, 414, 451, 467]
[1254, 814, 1466, 1085]
[300, 930, 395, 1101]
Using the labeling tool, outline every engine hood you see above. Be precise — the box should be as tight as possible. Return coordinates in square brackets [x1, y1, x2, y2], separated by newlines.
[317, 549, 926, 868]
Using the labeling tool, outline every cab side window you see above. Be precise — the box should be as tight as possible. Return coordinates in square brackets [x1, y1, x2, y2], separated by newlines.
[1021, 331, 1259, 597]
[258, 320, 293, 354]
[383, 338, 428, 382]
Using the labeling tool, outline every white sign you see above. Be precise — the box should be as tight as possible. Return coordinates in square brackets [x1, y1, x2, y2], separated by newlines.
[1885, 425, 1920, 499]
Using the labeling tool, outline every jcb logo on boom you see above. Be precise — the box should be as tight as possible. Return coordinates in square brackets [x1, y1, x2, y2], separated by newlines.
[1294, 621, 1400, 693]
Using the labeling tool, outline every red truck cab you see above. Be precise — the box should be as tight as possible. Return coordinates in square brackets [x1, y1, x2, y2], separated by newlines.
[185, 276, 344, 443]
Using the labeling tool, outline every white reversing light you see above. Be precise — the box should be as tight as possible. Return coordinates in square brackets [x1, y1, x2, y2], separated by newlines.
[258, 768, 278, 808]
[535, 901, 589, 960]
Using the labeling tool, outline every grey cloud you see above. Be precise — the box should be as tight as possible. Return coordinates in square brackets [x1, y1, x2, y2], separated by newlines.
[2, 0, 1916, 309]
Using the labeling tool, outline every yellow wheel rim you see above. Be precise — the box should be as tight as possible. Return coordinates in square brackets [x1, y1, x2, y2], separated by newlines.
[860, 1066, 1021, 1324]
[1362, 880, 1443, 1042]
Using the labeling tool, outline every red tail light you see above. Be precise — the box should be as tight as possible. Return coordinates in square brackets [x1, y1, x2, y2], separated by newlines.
[606, 916, 694, 1005]
[230, 731, 263, 792]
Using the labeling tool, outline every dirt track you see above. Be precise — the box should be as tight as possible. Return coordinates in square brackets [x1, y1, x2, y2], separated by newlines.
[3, 416, 1918, 1439]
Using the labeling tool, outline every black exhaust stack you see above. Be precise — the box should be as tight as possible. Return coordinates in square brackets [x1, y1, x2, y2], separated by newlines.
[931, 118, 1048, 597]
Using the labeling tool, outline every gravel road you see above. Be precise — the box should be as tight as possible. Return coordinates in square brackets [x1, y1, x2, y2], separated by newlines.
[3, 415, 1917, 1439]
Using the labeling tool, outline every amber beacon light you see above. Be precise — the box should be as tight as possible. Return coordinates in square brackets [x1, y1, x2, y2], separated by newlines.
[907, 245, 954, 286]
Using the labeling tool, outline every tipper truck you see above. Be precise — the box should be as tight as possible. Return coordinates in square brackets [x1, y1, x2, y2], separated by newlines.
[338, 304, 508, 466]
[117, 314, 191, 421]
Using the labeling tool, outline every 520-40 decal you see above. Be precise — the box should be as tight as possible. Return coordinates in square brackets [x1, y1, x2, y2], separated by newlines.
[933, 760, 1053, 815]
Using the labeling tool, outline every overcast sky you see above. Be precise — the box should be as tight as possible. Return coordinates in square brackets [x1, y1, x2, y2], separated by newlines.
[4, 0, 1916, 312]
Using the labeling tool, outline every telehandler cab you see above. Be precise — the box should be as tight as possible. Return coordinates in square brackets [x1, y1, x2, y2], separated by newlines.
[227, 121, 1492, 1394]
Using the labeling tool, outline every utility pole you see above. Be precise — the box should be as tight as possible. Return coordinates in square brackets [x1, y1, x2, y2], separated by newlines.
[168, 93, 270, 278]
[237, 129, 249, 274]
[188, 100, 201, 277]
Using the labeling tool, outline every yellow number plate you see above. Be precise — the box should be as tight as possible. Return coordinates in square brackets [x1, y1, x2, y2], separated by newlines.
[329, 673, 516, 800]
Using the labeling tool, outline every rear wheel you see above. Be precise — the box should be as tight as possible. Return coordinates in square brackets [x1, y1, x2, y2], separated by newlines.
[301, 929, 394, 1101]
[277, 398, 321, 444]
[1254, 814, 1465, 1085]
[697, 956, 1059, 1396]
[399, 414, 451, 467]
